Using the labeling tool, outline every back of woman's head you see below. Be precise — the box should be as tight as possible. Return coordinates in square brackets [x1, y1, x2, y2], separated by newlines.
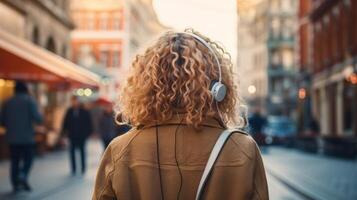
[118, 29, 244, 128]
[15, 81, 29, 94]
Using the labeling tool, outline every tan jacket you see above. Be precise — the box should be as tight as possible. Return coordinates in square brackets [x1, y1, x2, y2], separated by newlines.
[92, 117, 269, 200]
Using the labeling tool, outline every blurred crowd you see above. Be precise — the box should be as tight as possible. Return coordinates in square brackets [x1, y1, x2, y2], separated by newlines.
[0, 81, 130, 193]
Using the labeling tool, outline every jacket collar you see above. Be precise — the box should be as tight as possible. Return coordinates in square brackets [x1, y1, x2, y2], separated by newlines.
[138, 114, 226, 129]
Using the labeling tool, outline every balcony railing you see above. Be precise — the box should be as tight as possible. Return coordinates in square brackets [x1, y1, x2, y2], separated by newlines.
[267, 36, 295, 48]
[268, 66, 297, 77]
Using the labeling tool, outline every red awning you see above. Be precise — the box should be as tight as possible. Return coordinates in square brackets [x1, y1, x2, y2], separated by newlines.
[0, 29, 101, 87]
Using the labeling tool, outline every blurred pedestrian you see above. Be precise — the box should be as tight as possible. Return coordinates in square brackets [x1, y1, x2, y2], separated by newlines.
[115, 113, 131, 137]
[98, 105, 117, 149]
[309, 117, 320, 133]
[92, 30, 268, 200]
[62, 96, 93, 175]
[248, 107, 267, 146]
[0, 81, 43, 192]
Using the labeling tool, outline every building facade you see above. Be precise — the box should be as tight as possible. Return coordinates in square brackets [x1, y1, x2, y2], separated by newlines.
[310, 0, 357, 137]
[125, 0, 165, 61]
[70, 0, 127, 99]
[266, 0, 298, 117]
[0, 0, 74, 58]
[0, 0, 100, 155]
[237, 0, 269, 111]
[0, 0, 76, 113]
[70, 0, 164, 99]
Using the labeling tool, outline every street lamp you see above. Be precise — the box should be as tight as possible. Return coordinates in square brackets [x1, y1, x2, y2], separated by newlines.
[248, 85, 257, 94]
[0, 79, 5, 87]
[347, 73, 357, 84]
[298, 88, 306, 99]
[84, 88, 93, 97]
[76, 88, 84, 96]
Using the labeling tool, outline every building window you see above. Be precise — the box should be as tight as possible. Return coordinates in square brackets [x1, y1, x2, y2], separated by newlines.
[323, 15, 330, 25]
[271, 77, 283, 93]
[62, 45, 67, 58]
[281, 0, 291, 11]
[270, 0, 279, 13]
[343, 81, 355, 134]
[32, 26, 40, 45]
[282, 30, 292, 39]
[113, 12, 122, 30]
[271, 18, 280, 38]
[282, 49, 293, 68]
[99, 13, 108, 30]
[86, 13, 95, 30]
[112, 50, 121, 67]
[315, 22, 321, 32]
[75, 12, 86, 29]
[283, 77, 291, 90]
[271, 50, 280, 66]
[72, 12, 80, 28]
[333, 7, 340, 16]
[51, 0, 58, 6]
[100, 50, 110, 67]
[282, 19, 293, 39]
[344, 0, 351, 6]
[46, 37, 56, 53]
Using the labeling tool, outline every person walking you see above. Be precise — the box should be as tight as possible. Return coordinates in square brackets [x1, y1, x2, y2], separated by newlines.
[0, 81, 43, 192]
[92, 30, 268, 200]
[98, 105, 117, 149]
[62, 96, 93, 175]
[114, 113, 131, 137]
[248, 108, 267, 146]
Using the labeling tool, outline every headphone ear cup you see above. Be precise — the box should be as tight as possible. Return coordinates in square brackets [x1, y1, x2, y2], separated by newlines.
[211, 82, 227, 102]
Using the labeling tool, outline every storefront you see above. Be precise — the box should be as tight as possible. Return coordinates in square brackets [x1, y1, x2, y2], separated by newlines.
[312, 62, 357, 157]
[0, 29, 101, 159]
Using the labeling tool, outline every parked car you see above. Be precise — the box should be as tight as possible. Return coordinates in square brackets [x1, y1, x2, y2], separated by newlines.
[263, 116, 297, 146]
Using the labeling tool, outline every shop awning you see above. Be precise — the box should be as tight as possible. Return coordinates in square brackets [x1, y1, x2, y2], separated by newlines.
[0, 29, 101, 87]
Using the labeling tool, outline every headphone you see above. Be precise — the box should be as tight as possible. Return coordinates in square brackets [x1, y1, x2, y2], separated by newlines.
[178, 32, 227, 102]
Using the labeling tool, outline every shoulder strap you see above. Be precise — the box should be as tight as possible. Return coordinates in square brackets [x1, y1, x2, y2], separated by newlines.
[195, 129, 242, 200]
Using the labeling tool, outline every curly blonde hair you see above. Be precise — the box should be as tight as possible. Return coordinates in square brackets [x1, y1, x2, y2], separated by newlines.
[117, 29, 244, 128]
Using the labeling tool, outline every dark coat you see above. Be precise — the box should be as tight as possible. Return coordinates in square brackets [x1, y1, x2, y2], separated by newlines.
[98, 112, 117, 141]
[62, 107, 93, 142]
[99, 112, 131, 141]
[0, 94, 43, 144]
[248, 113, 267, 135]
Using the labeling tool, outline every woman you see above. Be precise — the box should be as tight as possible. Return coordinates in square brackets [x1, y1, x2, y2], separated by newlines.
[92, 30, 268, 200]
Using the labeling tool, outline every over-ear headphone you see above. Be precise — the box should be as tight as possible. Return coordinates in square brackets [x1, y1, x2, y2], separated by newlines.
[178, 32, 227, 102]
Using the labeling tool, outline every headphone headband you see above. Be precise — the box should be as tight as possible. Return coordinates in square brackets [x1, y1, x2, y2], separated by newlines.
[178, 32, 222, 83]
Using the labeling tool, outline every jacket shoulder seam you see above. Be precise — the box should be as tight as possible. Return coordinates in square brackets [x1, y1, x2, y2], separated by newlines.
[113, 128, 143, 163]
[229, 132, 255, 160]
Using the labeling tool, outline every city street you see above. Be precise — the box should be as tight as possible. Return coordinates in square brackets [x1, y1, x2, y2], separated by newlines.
[263, 147, 357, 200]
[0, 140, 102, 200]
[0, 140, 324, 200]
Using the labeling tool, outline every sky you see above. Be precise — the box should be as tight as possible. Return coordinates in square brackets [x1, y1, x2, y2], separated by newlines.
[152, 0, 238, 63]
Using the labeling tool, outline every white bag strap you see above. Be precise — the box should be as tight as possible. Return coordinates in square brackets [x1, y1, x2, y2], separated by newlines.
[195, 129, 240, 200]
